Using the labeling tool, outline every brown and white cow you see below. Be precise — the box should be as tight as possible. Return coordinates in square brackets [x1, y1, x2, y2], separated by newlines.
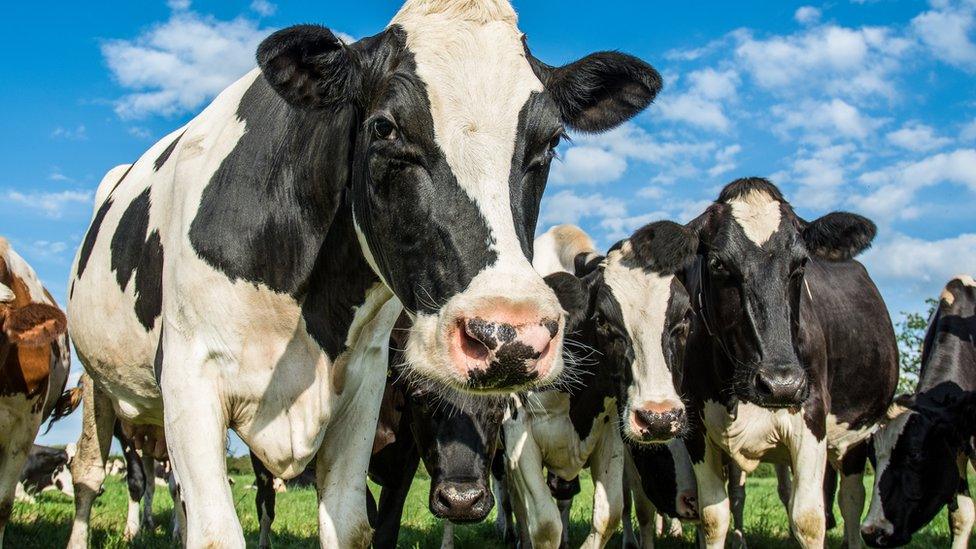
[0, 238, 70, 544]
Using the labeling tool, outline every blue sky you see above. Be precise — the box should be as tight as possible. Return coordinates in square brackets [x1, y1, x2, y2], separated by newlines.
[2, 0, 974, 448]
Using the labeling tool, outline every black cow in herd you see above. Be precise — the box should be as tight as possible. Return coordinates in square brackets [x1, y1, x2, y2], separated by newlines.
[862, 275, 976, 548]
[673, 178, 898, 549]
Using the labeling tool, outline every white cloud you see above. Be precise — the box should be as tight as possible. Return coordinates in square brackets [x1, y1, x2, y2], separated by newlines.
[886, 122, 951, 151]
[48, 168, 71, 182]
[250, 0, 277, 17]
[4, 190, 93, 218]
[853, 148, 976, 219]
[539, 191, 626, 227]
[19, 240, 70, 263]
[961, 118, 976, 140]
[127, 126, 153, 140]
[774, 99, 886, 140]
[708, 144, 742, 177]
[600, 211, 669, 241]
[912, 0, 976, 71]
[657, 68, 739, 131]
[51, 125, 87, 141]
[103, 9, 273, 119]
[735, 25, 912, 100]
[167, 0, 190, 10]
[550, 146, 628, 185]
[795, 6, 822, 25]
[862, 232, 976, 283]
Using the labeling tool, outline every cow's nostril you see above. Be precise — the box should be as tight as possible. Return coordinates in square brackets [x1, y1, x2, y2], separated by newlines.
[754, 372, 775, 398]
[458, 321, 490, 361]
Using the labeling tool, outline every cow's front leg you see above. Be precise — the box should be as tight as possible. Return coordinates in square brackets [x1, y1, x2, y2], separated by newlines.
[727, 462, 747, 549]
[503, 413, 562, 549]
[623, 453, 657, 549]
[694, 439, 730, 549]
[837, 444, 868, 549]
[250, 452, 276, 549]
[122, 441, 148, 540]
[0, 403, 40, 546]
[948, 453, 975, 549]
[161, 343, 242, 548]
[141, 453, 156, 532]
[787, 427, 827, 548]
[581, 429, 624, 549]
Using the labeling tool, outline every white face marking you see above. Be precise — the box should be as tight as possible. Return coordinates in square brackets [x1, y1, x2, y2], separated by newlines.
[863, 410, 913, 533]
[602, 249, 682, 419]
[727, 189, 782, 246]
[392, 1, 544, 269]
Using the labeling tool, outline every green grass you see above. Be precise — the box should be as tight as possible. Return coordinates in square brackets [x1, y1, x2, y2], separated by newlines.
[8, 472, 971, 547]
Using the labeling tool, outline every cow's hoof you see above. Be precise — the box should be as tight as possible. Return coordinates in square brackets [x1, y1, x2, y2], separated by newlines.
[731, 529, 748, 549]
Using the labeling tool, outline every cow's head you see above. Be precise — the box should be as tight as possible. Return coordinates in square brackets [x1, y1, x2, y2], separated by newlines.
[0, 241, 66, 363]
[687, 178, 875, 408]
[408, 385, 505, 523]
[862, 391, 976, 547]
[862, 277, 976, 547]
[549, 221, 698, 443]
[629, 439, 699, 521]
[255, 1, 661, 393]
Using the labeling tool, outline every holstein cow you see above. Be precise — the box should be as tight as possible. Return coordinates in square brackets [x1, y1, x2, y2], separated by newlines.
[17, 444, 75, 500]
[621, 440, 698, 548]
[502, 223, 698, 548]
[862, 276, 976, 548]
[0, 238, 70, 544]
[681, 178, 897, 548]
[65, 1, 662, 546]
[252, 344, 507, 548]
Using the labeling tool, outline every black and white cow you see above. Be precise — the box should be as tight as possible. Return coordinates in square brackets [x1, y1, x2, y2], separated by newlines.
[17, 444, 75, 501]
[681, 178, 898, 548]
[0, 238, 71, 545]
[252, 343, 507, 549]
[66, 2, 661, 546]
[621, 440, 698, 548]
[862, 275, 976, 548]
[502, 223, 698, 549]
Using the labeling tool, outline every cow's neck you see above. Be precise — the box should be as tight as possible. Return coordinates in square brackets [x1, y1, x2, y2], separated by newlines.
[189, 75, 360, 300]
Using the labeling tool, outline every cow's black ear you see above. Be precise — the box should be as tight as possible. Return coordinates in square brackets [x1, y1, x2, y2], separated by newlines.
[257, 25, 360, 110]
[544, 272, 590, 333]
[802, 212, 876, 261]
[532, 52, 662, 133]
[629, 221, 699, 275]
[574, 252, 604, 277]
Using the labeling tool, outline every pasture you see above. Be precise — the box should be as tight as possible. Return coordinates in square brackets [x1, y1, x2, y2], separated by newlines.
[8, 468, 967, 548]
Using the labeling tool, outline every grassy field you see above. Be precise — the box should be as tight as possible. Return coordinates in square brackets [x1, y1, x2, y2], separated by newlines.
[8, 470, 970, 548]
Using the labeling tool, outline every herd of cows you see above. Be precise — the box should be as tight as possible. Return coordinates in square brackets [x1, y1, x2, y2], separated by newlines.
[1, 1, 974, 548]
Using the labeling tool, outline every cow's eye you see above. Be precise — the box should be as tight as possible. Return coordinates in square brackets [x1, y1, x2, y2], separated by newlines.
[371, 116, 398, 141]
[708, 257, 729, 275]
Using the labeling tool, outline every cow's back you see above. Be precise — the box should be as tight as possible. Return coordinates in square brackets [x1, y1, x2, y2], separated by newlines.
[802, 258, 898, 456]
[67, 70, 262, 424]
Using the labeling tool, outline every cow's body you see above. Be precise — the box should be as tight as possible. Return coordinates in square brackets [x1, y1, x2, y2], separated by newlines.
[0, 238, 70, 544]
[682, 178, 896, 548]
[503, 224, 697, 549]
[862, 276, 976, 548]
[66, 2, 661, 547]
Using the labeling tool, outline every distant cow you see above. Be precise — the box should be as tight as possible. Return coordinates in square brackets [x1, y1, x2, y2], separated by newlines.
[66, 1, 661, 546]
[0, 238, 70, 545]
[18, 444, 75, 499]
[862, 275, 976, 548]
[502, 222, 698, 548]
[681, 178, 897, 548]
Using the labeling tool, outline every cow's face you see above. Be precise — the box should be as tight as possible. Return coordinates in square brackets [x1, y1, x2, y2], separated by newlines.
[256, 3, 661, 393]
[408, 385, 505, 523]
[862, 394, 975, 547]
[629, 439, 699, 520]
[0, 244, 66, 363]
[554, 222, 698, 444]
[688, 178, 875, 408]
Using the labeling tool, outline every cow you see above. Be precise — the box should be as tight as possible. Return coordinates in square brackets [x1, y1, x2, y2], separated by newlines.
[17, 444, 75, 501]
[861, 275, 976, 548]
[501, 222, 698, 549]
[65, 2, 662, 546]
[0, 238, 71, 544]
[621, 440, 698, 548]
[252, 323, 508, 549]
[680, 177, 897, 548]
